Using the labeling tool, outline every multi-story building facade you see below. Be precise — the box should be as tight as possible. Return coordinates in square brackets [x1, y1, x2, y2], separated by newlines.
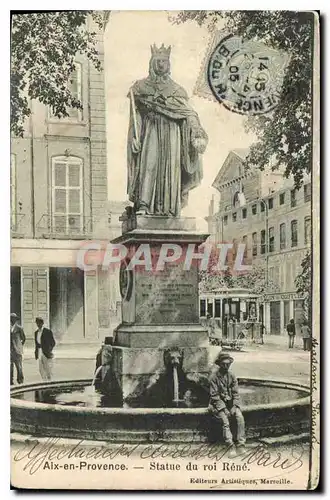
[206, 149, 312, 336]
[10, 17, 112, 344]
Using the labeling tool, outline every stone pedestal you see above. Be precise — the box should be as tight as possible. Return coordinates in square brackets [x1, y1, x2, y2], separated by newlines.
[111, 345, 211, 402]
[102, 213, 210, 403]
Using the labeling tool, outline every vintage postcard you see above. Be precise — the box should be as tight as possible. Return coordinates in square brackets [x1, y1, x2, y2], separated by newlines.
[10, 10, 320, 490]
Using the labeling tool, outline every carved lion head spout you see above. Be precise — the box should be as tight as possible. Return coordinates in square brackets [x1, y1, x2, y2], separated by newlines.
[101, 346, 113, 366]
[100, 337, 113, 366]
[149, 43, 171, 79]
[163, 348, 184, 369]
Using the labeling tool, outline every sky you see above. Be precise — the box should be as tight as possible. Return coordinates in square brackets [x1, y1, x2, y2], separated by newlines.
[104, 11, 255, 230]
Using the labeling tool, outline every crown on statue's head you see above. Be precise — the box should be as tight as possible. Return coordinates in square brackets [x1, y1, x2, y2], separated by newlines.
[150, 43, 171, 57]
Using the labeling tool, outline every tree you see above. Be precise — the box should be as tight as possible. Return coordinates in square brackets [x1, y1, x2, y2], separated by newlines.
[295, 251, 312, 324]
[171, 11, 314, 189]
[11, 11, 109, 137]
[199, 264, 280, 300]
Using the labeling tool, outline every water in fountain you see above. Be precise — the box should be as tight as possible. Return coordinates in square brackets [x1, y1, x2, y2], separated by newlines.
[12, 382, 308, 409]
[91, 365, 103, 391]
[172, 365, 179, 406]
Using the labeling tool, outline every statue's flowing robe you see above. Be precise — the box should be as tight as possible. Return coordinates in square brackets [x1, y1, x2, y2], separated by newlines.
[127, 77, 207, 216]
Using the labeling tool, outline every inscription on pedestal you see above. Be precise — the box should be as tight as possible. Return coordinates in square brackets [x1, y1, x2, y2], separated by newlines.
[135, 263, 199, 325]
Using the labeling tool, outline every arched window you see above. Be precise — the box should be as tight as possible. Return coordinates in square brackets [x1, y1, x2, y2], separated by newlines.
[52, 156, 83, 234]
[232, 183, 245, 208]
[233, 191, 240, 208]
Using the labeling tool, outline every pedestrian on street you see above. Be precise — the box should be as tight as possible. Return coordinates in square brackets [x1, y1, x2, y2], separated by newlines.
[301, 322, 311, 351]
[286, 318, 296, 349]
[208, 352, 246, 456]
[260, 323, 266, 345]
[34, 317, 56, 381]
[10, 313, 26, 385]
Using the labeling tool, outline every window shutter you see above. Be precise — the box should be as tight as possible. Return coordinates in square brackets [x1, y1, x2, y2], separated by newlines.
[54, 189, 67, 213]
[49, 63, 82, 121]
[36, 268, 49, 324]
[54, 163, 66, 186]
[21, 269, 33, 337]
[68, 164, 80, 187]
[68, 190, 81, 213]
[70, 72, 78, 99]
[69, 63, 82, 119]
[21, 267, 49, 338]
[54, 215, 66, 232]
[52, 156, 83, 233]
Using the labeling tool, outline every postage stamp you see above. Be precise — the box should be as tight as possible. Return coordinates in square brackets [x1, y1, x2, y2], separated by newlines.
[10, 10, 320, 491]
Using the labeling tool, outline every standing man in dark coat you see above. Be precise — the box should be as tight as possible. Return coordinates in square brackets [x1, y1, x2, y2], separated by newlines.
[10, 313, 26, 385]
[34, 317, 56, 381]
[286, 318, 296, 349]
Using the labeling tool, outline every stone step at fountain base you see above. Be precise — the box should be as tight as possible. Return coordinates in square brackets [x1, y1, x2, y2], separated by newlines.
[11, 427, 310, 446]
[259, 432, 310, 446]
[11, 431, 310, 449]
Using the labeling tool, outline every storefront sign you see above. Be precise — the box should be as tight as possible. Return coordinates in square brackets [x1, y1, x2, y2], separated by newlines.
[263, 292, 305, 302]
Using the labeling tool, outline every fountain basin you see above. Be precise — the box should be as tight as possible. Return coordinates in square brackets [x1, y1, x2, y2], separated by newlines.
[11, 378, 310, 443]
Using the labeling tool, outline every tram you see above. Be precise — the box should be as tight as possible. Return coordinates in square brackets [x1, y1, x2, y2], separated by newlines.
[199, 288, 263, 349]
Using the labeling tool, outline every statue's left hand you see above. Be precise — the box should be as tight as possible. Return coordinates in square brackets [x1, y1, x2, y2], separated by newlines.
[192, 136, 207, 154]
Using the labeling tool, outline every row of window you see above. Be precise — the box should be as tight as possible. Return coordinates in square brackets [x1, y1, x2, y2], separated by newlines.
[268, 263, 301, 290]
[224, 184, 311, 225]
[243, 217, 312, 257]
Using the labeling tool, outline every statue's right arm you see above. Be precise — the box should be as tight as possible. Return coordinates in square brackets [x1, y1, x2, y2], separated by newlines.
[128, 93, 142, 154]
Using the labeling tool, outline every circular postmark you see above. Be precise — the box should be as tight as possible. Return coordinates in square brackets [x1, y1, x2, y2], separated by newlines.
[207, 34, 288, 115]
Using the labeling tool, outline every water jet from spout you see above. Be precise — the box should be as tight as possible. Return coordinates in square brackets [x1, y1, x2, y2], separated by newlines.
[173, 365, 179, 406]
[91, 365, 103, 391]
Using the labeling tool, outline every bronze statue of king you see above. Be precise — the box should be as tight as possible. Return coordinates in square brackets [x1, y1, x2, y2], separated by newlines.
[127, 44, 208, 217]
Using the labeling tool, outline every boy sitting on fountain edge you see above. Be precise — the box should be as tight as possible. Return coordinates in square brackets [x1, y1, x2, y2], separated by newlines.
[208, 352, 246, 455]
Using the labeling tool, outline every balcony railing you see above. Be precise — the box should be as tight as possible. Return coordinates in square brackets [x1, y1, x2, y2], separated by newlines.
[36, 214, 93, 239]
[11, 214, 26, 236]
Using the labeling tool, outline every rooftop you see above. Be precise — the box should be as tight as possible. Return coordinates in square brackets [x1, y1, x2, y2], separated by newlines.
[231, 148, 250, 161]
